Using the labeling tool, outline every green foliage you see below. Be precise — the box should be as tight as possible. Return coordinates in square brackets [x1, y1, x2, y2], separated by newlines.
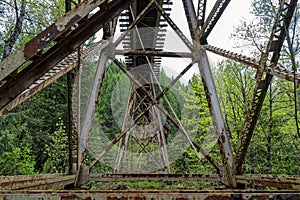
[0, 147, 35, 175]
[43, 119, 68, 173]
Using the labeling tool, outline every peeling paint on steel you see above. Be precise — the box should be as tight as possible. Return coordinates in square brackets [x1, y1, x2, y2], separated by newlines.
[0, 0, 107, 82]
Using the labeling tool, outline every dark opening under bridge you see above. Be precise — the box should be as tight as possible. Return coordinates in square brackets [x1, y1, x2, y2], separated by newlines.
[0, 0, 299, 199]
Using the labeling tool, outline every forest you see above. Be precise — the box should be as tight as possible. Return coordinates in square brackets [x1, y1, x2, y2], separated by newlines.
[0, 0, 299, 190]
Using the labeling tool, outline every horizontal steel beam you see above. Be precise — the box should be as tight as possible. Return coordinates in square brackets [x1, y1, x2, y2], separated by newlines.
[0, 190, 299, 199]
[0, 174, 75, 190]
[203, 45, 300, 84]
[89, 173, 221, 182]
[236, 174, 300, 190]
[115, 49, 192, 57]
[89, 173, 300, 190]
[1, 173, 299, 191]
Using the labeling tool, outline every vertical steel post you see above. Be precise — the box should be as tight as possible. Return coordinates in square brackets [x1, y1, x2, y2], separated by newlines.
[66, 0, 81, 176]
[196, 47, 236, 187]
[75, 46, 109, 186]
[181, 0, 236, 187]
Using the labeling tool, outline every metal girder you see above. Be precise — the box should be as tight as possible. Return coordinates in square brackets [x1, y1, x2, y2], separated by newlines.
[0, 41, 108, 116]
[0, 0, 134, 112]
[114, 0, 156, 46]
[75, 47, 109, 186]
[0, 174, 75, 190]
[182, 0, 198, 39]
[199, 0, 231, 44]
[88, 173, 300, 190]
[1, 173, 299, 191]
[0, 0, 109, 82]
[234, 0, 298, 174]
[0, 190, 299, 199]
[112, 59, 220, 172]
[90, 173, 221, 182]
[153, 1, 193, 50]
[197, 47, 236, 188]
[197, 0, 207, 28]
[66, 0, 82, 176]
[115, 49, 192, 57]
[176, 0, 235, 187]
[236, 174, 300, 190]
[204, 44, 300, 83]
[88, 60, 195, 169]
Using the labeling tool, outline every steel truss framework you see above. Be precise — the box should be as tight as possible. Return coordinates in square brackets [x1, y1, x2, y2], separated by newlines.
[0, 0, 300, 198]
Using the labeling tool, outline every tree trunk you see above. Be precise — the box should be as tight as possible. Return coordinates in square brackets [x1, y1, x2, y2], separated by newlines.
[1, 0, 26, 60]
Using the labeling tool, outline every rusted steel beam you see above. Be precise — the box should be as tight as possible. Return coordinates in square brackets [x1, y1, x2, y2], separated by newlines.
[204, 44, 300, 84]
[182, 0, 198, 39]
[0, 0, 134, 112]
[88, 173, 300, 190]
[196, 47, 236, 188]
[234, 0, 298, 174]
[0, 174, 75, 190]
[180, 3, 235, 186]
[115, 49, 192, 57]
[75, 47, 109, 187]
[236, 174, 300, 190]
[90, 173, 221, 182]
[0, 190, 299, 199]
[0, 0, 109, 82]
[66, 0, 81, 176]
[0, 41, 108, 116]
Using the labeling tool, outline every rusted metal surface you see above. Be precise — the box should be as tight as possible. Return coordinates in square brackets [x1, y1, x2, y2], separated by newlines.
[0, 0, 109, 82]
[0, 190, 299, 199]
[204, 44, 300, 84]
[236, 174, 300, 190]
[0, 0, 134, 112]
[196, 47, 236, 188]
[0, 174, 75, 190]
[184, 0, 235, 183]
[75, 47, 109, 186]
[90, 173, 222, 182]
[182, 0, 198, 39]
[198, 0, 231, 44]
[1, 173, 299, 191]
[115, 49, 192, 57]
[0, 41, 108, 116]
[88, 174, 300, 190]
[181, 0, 233, 182]
[66, 0, 81, 176]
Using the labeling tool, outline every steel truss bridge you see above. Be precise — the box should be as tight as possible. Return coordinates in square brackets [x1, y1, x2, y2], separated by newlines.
[0, 0, 299, 199]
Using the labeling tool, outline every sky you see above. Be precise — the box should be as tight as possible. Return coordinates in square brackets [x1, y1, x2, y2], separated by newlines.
[159, 0, 255, 82]
[111, 0, 256, 83]
[165, 0, 255, 54]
